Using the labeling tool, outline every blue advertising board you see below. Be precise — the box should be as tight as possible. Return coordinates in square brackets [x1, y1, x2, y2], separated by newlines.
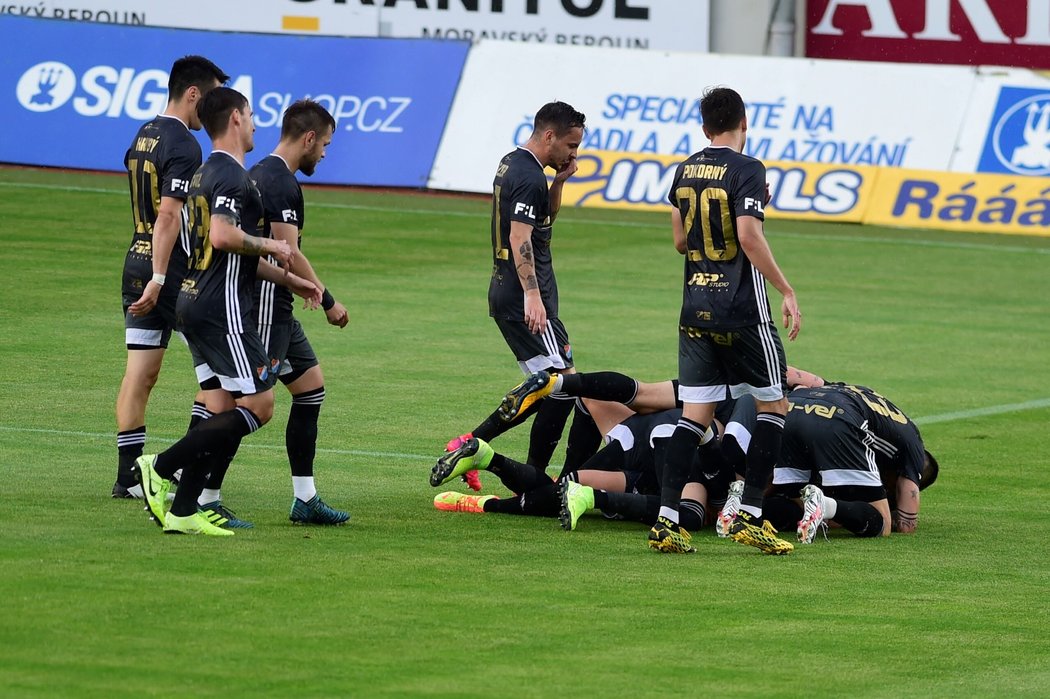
[977, 86, 1050, 177]
[0, 16, 468, 187]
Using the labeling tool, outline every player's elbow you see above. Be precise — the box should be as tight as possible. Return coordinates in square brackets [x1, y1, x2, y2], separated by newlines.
[210, 226, 239, 252]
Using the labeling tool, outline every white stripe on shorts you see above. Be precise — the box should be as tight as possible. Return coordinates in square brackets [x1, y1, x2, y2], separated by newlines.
[125, 328, 164, 347]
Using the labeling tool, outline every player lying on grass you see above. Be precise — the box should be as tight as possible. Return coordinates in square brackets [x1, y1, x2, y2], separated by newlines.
[430, 367, 824, 545]
[443, 366, 825, 492]
[732, 382, 937, 542]
[429, 392, 737, 547]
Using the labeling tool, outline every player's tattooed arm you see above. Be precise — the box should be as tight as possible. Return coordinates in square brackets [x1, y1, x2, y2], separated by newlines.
[892, 477, 920, 533]
[516, 241, 538, 290]
[508, 219, 546, 333]
[211, 213, 293, 265]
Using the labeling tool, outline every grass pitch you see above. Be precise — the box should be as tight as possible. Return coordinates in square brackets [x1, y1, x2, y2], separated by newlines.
[0, 166, 1048, 698]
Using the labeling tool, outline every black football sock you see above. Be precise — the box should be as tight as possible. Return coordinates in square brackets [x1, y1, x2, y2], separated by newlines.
[832, 500, 885, 537]
[287, 387, 324, 478]
[671, 380, 683, 408]
[470, 398, 542, 442]
[657, 418, 707, 520]
[202, 442, 240, 492]
[593, 490, 659, 523]
[740, 412, 785, 518]
[487, 453, 551, 493]
[155, 407, 261, 479]
[526, 395, 575, 469]
[558, 372, 638, 403]
[679, 498, 706, 532]
[519, 482, 561, 517]
[188, 401, 212, 431]
[116, 426, 146, 485]
[485, 495, 520, 514]
[480, 487, 560, 517]
[762, 494, 803, 531]
[560, 403, 602, 475]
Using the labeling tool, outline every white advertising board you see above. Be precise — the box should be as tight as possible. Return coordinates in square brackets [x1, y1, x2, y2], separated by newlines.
[949, 66, 1050, 176]
[2, 0, 709, 50]
[428, 41, 978, 193]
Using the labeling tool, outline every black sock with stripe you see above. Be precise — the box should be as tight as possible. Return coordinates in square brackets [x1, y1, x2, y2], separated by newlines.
[739, 412, 786, 518]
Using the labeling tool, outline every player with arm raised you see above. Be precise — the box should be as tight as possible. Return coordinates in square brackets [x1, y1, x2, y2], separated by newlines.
[485, 102, 586, 472]
[651, 86, 801, 554]
[113, 55, 227, 498]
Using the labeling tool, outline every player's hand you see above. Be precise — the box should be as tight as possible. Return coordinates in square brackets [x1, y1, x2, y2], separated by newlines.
[326, 301, 349, 328]
[524, 294, 547, 334]
[269, 238, 294, 268]
[782, 291, 801, 341]
[552, 155, 577, 184]
[290, 275, 322, 307]
[128, 280, 162, 317]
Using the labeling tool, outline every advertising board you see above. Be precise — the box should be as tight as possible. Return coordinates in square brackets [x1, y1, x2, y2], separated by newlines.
[556, 150, 877, 223]
[0, 0, 709, 50]
[865, 168, 1050, 236]
[0, 16, 468, 187]
[430, 41, 975, 194]
[806, 0, 1050, 69]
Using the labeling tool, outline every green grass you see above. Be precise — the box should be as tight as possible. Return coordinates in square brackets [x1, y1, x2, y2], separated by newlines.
[0, 165, 1048, 698]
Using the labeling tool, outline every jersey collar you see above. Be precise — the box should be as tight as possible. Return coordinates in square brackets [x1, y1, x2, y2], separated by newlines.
[269, 153, 293, 172]
[156, 113, 188, 130]
[517, 146, 545, 170]
[212, 150, 245, 169]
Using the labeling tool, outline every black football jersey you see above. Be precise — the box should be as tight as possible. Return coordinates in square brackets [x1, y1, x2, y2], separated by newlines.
[176, 151, 265, 335]
[667, 146, 769, 329]
[487, 147, 558, 321]
[121, 115, 201, 299]
[831, 384, 926, 484]
[788, 384, 925, 484]
[249, 155, 304, 326]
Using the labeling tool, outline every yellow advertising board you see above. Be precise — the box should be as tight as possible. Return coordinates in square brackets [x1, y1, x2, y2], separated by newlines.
[560, 149, 878, 223]
[865, 168, 1050, 237]
[560, 150, 1050, 237]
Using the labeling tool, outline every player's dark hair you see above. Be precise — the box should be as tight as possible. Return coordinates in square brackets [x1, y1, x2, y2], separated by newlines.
[168, 55, 228, 101]
[700, 86, 747, 135]
[198, 87, 248, 139]
[281, 100, 337, 141]
[534, 101, 586, 137]
[920, 450, 939, 490]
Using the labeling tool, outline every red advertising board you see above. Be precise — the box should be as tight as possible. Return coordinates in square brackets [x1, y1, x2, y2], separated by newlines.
[806, 0, 1050, 69]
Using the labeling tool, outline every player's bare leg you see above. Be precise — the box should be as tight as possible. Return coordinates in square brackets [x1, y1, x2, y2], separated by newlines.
[113, 348, 164, 497]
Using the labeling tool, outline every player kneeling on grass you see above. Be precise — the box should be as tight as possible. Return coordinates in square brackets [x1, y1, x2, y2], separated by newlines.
[758, 383, 936, 542]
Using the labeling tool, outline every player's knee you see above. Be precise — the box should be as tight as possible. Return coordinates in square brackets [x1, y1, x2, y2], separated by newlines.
[241, 392, 275, 425]
[853, 506, 886, 538]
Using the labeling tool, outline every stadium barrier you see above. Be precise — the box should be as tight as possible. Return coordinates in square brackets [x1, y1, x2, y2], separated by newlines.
[2, 16, 1048, 236]
[0, 15, 468, 188]
[556, 149, 1049, 236]
[0, 0, 711, 51]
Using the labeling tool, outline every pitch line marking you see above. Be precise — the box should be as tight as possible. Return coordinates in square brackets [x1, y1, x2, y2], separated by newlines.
[0, 425, 434, 462]
[2, 397, 1048, 458]
[911, 398, 1050, 425]
[2, 180, 1048, 255]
